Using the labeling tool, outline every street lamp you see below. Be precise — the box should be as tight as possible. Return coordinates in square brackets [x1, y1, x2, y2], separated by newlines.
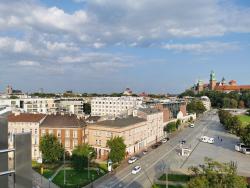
[64, 151, 66, 185]
[88, 151, 93, 180]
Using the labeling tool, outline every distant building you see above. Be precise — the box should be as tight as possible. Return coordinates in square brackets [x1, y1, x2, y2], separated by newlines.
[193, 71, 250, 93]
[91, 96, 143, 117]
[123, 88, 133, 96]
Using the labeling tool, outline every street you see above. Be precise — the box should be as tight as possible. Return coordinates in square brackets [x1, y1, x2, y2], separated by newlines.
[94, 110, 250, 188]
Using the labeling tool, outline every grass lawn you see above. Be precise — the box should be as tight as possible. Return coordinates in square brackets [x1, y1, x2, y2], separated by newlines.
[159, 174, 191, 182]
[32, 161, 61, 178]
[53, 168, 105, 188]
[238, 115, 250, 127]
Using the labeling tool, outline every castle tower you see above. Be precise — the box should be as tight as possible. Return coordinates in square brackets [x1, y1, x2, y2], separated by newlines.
[209, 71, 217, 90]
[198, 79, 204, 93]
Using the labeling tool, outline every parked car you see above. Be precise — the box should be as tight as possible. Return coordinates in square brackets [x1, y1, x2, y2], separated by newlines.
[156, 141, 162, 146]
[235, 143, 250, 152]
[142, 150, 148, 155]
[180, 140, 186, 145]
[131, 166, 141, 174]
[189, 124, 195, 128]
[200, 136, 214, 144]
[128, 157, 138, 164]
[242, 148, 250, 155]
[161, 138, 168, 143]
[151, 144, 158, 149]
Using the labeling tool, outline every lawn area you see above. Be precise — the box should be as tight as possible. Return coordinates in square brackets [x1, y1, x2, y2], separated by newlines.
[32, 161, 61, 178]
[53, 168, 105, 188]
[238, 115, 250, 127]
[159, 174, 191, 182]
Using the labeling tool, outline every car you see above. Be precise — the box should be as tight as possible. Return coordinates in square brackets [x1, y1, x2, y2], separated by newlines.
[189, 124, 195, 128]
[151, 144, 158, 149]
[180, 140, 186, 144]
[242, 148, 250, 155]
[131, 166, 141, 174]
[161, 138, 168, 143]
[235, 143, 250, 152]
[156, 141, 162, 146]
[128, 157, 138, 164]
[142, 150, 148, 155]
[200, 136, 214, 144]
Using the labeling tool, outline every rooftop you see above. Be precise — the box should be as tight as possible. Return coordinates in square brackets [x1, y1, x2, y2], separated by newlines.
[93, 116, 146, 128]
[138, 108, 160, 114]
[40, 114, 86, 128]
[8, 113, 46, 123]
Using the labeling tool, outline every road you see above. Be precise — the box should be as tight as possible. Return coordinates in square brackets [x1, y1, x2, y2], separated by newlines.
[94, 110, 218, 188]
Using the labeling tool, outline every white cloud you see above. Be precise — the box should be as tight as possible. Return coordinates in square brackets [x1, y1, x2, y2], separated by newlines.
[93, 42, 106, 49]
[162, 41, 239, 53]
[17, 60, 40, 66]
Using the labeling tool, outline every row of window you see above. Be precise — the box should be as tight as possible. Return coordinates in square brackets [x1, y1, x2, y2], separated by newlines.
[41, 129, 78, 138]
[93, 101, 134, 105]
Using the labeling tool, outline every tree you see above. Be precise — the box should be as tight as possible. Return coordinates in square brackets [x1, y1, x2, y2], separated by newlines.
[39, 134, 64, 163]
[187, 158, 248, 188]
[71, 144, 96, 171]
[176, 119, 181, 130]
[164, 122, 177, 133]
[187, 100, 206, 114]
[83, 103, 91, 114]
[107, 136, 126, 163]
[239, 100, 245, 109]
[240, 124, 250, 146]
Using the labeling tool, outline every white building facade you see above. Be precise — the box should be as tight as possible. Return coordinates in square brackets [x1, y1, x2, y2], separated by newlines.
[91, 96, 143, 117]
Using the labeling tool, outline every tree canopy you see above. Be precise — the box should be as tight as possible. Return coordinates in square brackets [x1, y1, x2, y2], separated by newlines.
[107, 136, 126, 163]
[164, 122, 177, 133]
[187, 100, 206, 114]
[39, 134, 64, 163]
[240, 124, 250, 146]
[187, 158, 248, 188]
[71, 144, 96, 171]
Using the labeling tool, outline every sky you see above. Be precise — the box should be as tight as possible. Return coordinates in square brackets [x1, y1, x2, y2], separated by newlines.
[0, 0, 250, 94]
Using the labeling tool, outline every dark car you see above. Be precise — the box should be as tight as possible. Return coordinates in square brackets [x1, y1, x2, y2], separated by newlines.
[151, 144, 158, 149]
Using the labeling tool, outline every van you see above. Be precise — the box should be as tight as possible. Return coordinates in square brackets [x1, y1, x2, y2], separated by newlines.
[235, 143, 250, 152]
[242, 148, 250, 155]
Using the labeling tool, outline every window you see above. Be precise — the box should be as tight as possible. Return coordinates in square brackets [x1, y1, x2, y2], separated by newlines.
[48, 130, 53, 135]
[73, 131, 78, 138]
[98, 140, 101, 145]
[57, 130, 61, 137]
[65, 130, 70, 138]
[41, 129, 46, 136]
[22, 128, 24, 133]
[34, 136, 38, 145]
[73, 139, 78, 147]
[65, 139, 70, 147]
[35, 128, 37, 135]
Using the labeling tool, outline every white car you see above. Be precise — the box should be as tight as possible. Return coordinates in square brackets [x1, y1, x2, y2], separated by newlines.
[242, 148, 250, 155]
[189, 124, 195, 128]
[131, 166, 141, 174]
[128, 157, 138, 164]
[161, 138, 168, 143]
[200, 136, 214, 144]
[235, 143, 250, 152]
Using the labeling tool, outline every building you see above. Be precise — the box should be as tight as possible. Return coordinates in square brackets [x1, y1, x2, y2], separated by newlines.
[91, 96, 143, 117]
[123, 88, 133, 96]
[87, 108, 164, 160]
[59, 98, 85, 114]
[153, 101, 187, 123]
[200, 96, 211, 111]
[40, 114, 86, 155]
[194, 71, 250, 93]
[8, 113, 46, 160]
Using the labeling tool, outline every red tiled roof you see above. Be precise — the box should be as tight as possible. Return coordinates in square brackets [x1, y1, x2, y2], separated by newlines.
[8, 113, 46, 122]
[215, 85, 250, 91]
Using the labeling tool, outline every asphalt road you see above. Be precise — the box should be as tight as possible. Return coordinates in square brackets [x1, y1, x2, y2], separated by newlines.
[95, 110, 219, 188]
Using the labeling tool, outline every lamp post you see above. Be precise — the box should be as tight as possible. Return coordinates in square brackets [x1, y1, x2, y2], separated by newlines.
[88, 151, 93, 180]
[63, 151, 66, 185]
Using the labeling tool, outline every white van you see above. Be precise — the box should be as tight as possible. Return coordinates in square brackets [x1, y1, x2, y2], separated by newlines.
[242, 148, 250, 155]
[235, 143, 250, 152]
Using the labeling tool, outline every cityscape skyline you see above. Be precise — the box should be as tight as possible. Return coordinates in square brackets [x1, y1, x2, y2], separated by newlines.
[1, 0, 250, 93]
